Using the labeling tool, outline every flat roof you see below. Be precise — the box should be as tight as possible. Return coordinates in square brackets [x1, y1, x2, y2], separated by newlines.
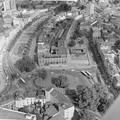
[71, 53, 88, 61]
[57, 47, 67, 55]
[0, 108, 35, 120]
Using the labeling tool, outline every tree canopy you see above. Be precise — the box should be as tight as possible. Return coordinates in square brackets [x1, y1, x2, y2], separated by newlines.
[65, 83, 114, 119]
[36, 69, 47, 80]
[54, 3, 72, 14]
[92, 83, 109, 98]
[67, 40, 76, 47]
[76, 85, 98, 111]
[51, 75, 69, 88]
[114, 40, 120, 50]
[14, 55, 36, 73]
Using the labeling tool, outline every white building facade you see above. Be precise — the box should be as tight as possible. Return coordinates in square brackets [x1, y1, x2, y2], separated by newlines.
[15, 97, 46, 108]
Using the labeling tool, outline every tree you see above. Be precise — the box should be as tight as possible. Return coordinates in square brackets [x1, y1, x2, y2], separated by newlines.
[51, 77, 58, 85]
[80, 5, 86, 10]
[92, 83, 114, 114]
[67, 40, 76, 47]
[12, 91, 20, 100]
[36, 86, 45, 97]
[97, 96, 114, 114]
[51, 75, 69, 88]
[78, 109, 95, 120]
[14, 55, 36, 73]
[92, 83, 109, 98]
[11, 73, 18, 81]
[54, 3, 71, 14]
[36, 68, 47, 80]
[76, 85, 98, 111]
[114, 40, 120, 50]
[65, 89, 79, 106]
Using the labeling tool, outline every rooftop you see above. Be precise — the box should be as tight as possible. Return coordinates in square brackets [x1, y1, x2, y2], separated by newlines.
[57, 47, 68, 55]
[46, 105, 58, 116]
[71, 53, 88, 61]
[0, 108, 35, 120]
[50, 89, 73, 109]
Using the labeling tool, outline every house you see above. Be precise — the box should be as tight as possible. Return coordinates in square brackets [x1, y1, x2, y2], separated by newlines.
[45, 87, 75, 120]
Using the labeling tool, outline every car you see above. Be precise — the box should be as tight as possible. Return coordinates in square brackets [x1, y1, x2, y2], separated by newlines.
[71, 69, 75, 72]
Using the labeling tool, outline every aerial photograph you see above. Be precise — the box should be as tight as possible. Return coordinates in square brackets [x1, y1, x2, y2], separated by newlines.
[0, 0, 120, 120]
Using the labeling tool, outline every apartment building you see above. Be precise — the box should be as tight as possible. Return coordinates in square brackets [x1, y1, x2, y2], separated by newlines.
[45, 87, 75, 120]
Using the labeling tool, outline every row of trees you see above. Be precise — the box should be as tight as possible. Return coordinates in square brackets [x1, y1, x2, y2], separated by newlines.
[7, 12, 41, 52]
[66, 83, 114, 120]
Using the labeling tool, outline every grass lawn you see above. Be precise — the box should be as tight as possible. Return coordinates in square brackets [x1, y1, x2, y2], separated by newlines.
[32, 73, 90, 89]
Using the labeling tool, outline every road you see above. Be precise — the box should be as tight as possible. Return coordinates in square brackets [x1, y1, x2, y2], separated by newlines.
[0, 12, 51, 96]
[0, 27, 19, 95]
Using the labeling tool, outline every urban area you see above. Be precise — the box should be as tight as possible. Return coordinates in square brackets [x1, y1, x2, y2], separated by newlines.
[0, 0, 120, 120]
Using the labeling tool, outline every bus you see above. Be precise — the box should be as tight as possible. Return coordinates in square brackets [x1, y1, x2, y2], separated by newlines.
[81, 71, 88, 77]
[20, 78, 25, 83]
[85, 71, 92, 77]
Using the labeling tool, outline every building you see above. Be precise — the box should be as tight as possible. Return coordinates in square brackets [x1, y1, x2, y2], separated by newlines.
[3, 0, 16, 12]
[0, 107, 36, 120]
[3, 0, 10, 12]
[3, 14, 13, 28]
[79, 0, 88, 5]
[10, 0, 17, 11]
[112, 74, 120, 89]
[99, 0, 109, 3]
[15, 94, 46, 108]
[45, 87, 75, 120]
[13, 17, 23, 26]
[86, 2, 95, 15]
[92, 27, 101, 39]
